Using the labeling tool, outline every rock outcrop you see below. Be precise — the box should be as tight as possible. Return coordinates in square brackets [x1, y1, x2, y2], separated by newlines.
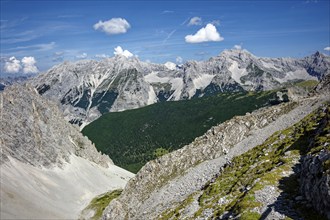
[1, 84, 111, 168]
[299, 110, 330, 219]
[0, 84, 134, 219]
[102, 92, 329, 219]
[300, 150, 330, 219]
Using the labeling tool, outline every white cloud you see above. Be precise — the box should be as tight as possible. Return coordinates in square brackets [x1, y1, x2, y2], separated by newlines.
[93, 18, 130, 35]
[176, 56, 183, 64]
[233, 45, 242, 50]
[10, 42, 56, 51]
[52, 51, 64, 62]
[185, 23, 224, 43]
[21, 56, 38, 74]
[163, 29, 176, 43]
[161, 10, 174, 14]
[4, 56, 21, 73]
[324, 47, 330, 51]
[304, 0, 318, 3]
[188, 17, 202, 26]
[113, 46, 133, 58]
[76, 53, 87, 59]
[4, 56, 38, 74]
[54, 51, 64, 56]
[95, 54, 109, 58]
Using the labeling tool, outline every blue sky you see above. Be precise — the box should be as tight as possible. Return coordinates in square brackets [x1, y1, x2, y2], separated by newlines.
[1, 0, 329, 75]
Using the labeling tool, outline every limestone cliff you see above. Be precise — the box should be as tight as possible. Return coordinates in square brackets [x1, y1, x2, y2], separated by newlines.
[0, 84, 134, 219]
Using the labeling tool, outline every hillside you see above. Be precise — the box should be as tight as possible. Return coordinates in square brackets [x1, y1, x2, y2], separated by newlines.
[160, 104, 330, 219]
[0, 85, 134, 219]
[83, 90, 282, 173]
[102, 90, 329, 219]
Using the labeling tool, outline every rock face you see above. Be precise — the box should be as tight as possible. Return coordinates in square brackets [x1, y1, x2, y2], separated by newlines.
[102, 92, 329, 219]
[300, 127, 330, 218]
[0, 75, 31, 91]
[31, 50, 330, 128]
[300, 150, 330, 218]
[0, 84, 134, 219]
[1, 84, 111, 168]
[315, 73, 330, 95]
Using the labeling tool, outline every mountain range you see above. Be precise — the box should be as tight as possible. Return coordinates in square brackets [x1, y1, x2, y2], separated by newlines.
[1, 50, 329, 219]
[31, 49, 330, 128]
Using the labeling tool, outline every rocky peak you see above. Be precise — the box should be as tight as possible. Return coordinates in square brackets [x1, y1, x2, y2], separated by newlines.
[30, 51, 329, 127]
[0, 84, 112, 168]
[1, 83, 134, 219]
[218, 49, 255, 62]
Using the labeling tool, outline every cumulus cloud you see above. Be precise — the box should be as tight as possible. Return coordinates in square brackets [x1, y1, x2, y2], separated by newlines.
[4, 56, 21, 73]
[233, 45, 242, 50]
[76, 53, 87, 59]
[21, 56, 38, 74]
[94, 18, 130, 35]
[324, 47, 330, 51]
[188, 17, 202, 26]
[4, 56, 38, 74]
[113, 46, 134, 58]
[185, 23, 224, 43]
[176, 56, 183, 64]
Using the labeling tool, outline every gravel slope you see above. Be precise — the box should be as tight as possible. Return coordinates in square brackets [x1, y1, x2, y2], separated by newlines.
[103, 95, 329, 219]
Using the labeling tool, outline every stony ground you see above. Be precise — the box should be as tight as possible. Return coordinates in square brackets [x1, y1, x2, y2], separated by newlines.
[103, 94, 329, 219]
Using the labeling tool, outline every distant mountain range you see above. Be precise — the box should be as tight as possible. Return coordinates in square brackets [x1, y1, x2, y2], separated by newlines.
[0, 75, 32, 91]
[30, 49, 330, 127]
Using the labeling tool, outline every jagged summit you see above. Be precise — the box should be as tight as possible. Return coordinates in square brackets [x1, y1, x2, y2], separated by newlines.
[1, 84, 111, 168]
[218, 48, 254, 57]
[30, 50, 330, 127]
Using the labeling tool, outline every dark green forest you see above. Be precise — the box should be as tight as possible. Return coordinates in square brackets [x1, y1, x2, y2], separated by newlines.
[83, 91, 281, 173]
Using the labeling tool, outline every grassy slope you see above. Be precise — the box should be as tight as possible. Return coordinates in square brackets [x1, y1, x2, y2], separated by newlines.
[80, 190, 122, 220]
[160, 104, 329, 220]
[83, 91, 279, 173]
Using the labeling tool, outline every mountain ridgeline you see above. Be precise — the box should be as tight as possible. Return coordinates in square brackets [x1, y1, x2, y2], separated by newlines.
[1, 50, 329, 219]
[102, 79, 330, 220]
[82, 90, 285, 173]
[31, 49, 330, 127]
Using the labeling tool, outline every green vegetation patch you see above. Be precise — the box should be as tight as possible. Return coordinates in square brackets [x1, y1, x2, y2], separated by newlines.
[83, 91, 279, 173]
[80, 190, 122, 220]
[293, 80, 318, 90]
[161, 103, 329, 219]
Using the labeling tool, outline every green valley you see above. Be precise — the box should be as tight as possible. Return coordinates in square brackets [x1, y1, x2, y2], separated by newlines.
[83, 91, 283, 173]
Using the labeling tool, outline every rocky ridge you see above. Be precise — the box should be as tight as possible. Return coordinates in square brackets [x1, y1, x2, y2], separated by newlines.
[0, 84, 111, 168]
[299, 115, 330, 219]
[102, 90, 329, 219]
[31, 50, 329, 128]
[0, 84, 134, 219]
